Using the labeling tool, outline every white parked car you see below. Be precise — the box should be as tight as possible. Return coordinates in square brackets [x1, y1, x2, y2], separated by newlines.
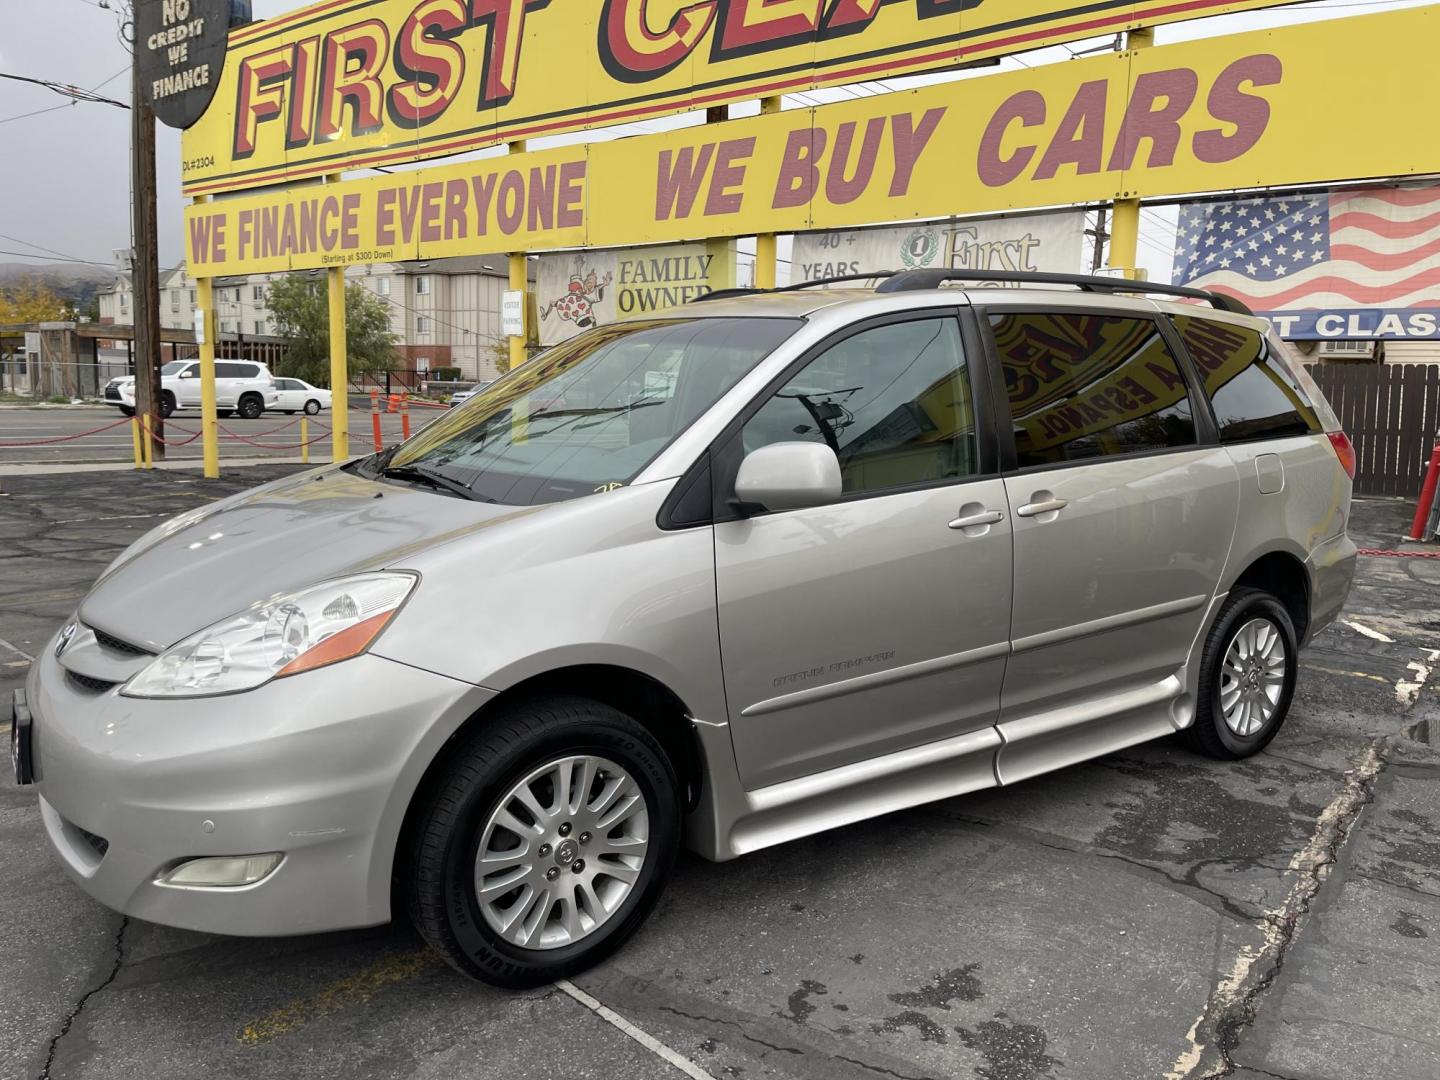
[104, 360, 280, 420]
[448, 381, 492, 408]
[273, 377, 332, 415]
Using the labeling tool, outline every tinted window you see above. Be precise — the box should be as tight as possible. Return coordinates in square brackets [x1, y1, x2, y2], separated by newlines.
[742, 317, 977, 495]
[278, 379, 299, 390]
[1174, 315, 1321, 442]
[388, 318, 799, 505]
[216, 363, 259, 379]
[988, 312, 1197, 467]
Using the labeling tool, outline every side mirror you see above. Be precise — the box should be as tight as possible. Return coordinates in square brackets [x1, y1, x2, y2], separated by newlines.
[733, 442, 841, 514]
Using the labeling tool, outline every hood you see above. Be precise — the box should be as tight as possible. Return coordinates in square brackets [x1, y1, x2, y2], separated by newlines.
[80, 468, 531, 651]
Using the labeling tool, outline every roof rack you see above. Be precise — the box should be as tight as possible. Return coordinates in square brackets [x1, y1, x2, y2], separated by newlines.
[692, 268, 1252, 316]
[694, 272, 895, 303]
[874, 269, 1253, 315]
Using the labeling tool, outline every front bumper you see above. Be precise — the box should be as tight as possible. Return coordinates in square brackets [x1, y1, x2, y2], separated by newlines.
[25, 646, 493, 936]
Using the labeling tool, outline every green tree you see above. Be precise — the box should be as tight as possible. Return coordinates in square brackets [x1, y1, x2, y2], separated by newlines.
[0, 277, 66, 324]
[265, 275, 398, 387]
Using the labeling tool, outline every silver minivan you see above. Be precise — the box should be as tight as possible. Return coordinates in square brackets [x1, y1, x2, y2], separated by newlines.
[15, 271, 1357, 987]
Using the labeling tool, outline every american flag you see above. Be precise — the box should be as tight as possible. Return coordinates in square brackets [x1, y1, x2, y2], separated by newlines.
[1171, 186, 1440, 313]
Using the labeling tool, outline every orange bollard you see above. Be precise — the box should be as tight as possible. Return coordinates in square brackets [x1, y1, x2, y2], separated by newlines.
[370, 389, 384, 452]
[400, 394, 411, 441]
[387, 393, 400, 413]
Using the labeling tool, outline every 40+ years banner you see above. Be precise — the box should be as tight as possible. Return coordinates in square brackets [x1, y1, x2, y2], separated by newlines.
[186, 6, 1440, 277]
[791, 211, 1085, 283]
[180, 0, 1312, 196]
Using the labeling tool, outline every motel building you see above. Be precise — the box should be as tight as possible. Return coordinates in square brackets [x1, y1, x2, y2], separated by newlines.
[98, 254, 533, 383]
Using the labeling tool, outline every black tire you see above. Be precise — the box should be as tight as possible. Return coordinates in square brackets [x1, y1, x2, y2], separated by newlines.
[1186, 587, 1298, 759]
[237, 393, 263, 420]
[406, 696, 680, 988]
[119, 405, 135, 417]
[304, 399, 322, 415]
[160, 391, 175, 419]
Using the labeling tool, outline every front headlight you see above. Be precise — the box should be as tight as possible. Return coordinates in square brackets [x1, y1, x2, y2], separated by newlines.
[122, 573, 417, 699]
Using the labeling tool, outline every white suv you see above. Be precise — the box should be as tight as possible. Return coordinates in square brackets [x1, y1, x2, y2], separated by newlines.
[105, 360, 280, 420]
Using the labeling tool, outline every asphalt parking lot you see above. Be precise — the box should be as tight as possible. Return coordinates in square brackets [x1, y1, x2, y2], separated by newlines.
[2, 466, 1438, 1080]
[0, 405, 422, 466]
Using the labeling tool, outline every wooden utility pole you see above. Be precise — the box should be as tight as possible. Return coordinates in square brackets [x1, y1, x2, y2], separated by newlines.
[130, 50, 163, 459]
[1088, 207, 1109, 273]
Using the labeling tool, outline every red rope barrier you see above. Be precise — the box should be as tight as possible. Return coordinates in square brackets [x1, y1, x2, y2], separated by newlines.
[1358, 548, 1440, 558]
[0, 417, 135, 446]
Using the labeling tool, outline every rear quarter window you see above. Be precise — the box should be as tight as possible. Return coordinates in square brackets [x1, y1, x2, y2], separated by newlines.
[1173, 315, 1322, 442]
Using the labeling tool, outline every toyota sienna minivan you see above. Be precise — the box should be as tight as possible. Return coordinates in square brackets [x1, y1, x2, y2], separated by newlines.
[14, 271, 1356, 987]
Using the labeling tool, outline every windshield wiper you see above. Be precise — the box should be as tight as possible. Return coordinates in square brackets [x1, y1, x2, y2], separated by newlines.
[381, 464, 495, 502]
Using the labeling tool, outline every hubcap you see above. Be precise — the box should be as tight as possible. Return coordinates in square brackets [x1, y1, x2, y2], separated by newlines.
[474, 755, 649, 951]
[1220, 617, 1287, 737]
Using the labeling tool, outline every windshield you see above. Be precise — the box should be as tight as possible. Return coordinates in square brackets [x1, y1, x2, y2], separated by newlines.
[160, 361, 188, 376]
[386, 317, 798, 505]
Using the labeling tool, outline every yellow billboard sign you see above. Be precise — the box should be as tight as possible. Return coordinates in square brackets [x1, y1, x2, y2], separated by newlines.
[182, 0, 1311, 196]
[187, 6, 1440, 276]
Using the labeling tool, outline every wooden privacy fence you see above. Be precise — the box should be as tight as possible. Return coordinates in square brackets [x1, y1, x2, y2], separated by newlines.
[1306, 363, 1440, 497]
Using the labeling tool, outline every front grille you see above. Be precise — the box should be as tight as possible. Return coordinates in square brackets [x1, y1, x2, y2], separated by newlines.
[90, 627, 150, 657]
[104, 385, 122, 401]
[74, 827, 109, 857]
[66, 671, 118, 694]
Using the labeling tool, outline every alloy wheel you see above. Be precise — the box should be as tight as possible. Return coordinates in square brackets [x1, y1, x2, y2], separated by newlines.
[1220, 617, 1287, 737]
[474, 754, 649, 951]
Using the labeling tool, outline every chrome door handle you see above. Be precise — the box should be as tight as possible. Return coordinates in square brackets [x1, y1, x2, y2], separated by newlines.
[1015, 498, 1068, 518]
[948, 510, 1005, 530]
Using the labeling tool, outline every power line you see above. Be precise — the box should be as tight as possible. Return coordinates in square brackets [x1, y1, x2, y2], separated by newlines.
[0, 71, 127, 108]
[0, 248, 112, 267]
[0, 232, 103, 265]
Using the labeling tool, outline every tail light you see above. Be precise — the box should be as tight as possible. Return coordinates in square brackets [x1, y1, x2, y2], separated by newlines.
[1327, 431, 1357, 480]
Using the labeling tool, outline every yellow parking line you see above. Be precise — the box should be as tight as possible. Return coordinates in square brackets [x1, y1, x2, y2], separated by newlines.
[1307, 666, 1390, 684]
[238, 949, 442, 1044]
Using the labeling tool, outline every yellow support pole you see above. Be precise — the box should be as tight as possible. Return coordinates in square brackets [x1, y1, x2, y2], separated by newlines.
[754, 97, 782, 290]
[326, 174, 351, 462]
[196, 274, 219, 478]
[1105, 28, 1153, 281]
[507, 140, 529, 374]
[1107, 199, 1141, 279]
[130, 415, 143, 470]
[140, 412, 154, 469]
[300, 416, 310, 464]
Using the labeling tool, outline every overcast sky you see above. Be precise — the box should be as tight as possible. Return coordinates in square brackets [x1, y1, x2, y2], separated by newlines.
[0, 0, 1427, 279]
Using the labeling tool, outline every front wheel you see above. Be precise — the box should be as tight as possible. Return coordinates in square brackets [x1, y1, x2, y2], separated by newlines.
[1186, 587, 1298, 759]
[160, 391, 175, 419]
[119, 405, 135, 417]
[406, 697, 680, 987]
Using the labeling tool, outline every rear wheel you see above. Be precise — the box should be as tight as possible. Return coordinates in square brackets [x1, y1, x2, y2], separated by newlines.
[237, 393, 263, 420]
[304, 399, 322, 415]
[406, 697, 679, 987]
[1186, 587, 1298, 759]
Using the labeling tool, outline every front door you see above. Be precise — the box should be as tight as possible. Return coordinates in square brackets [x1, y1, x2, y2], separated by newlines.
[983, 308, 1238, 779]
[714, 312, 1013, 790]
[175, 363, 202, 408]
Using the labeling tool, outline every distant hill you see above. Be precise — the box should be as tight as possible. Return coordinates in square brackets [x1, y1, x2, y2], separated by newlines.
[0, 261, 117, 308]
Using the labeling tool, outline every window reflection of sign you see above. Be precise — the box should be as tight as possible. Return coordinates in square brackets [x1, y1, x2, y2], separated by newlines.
[993, 313, 1194, 456]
